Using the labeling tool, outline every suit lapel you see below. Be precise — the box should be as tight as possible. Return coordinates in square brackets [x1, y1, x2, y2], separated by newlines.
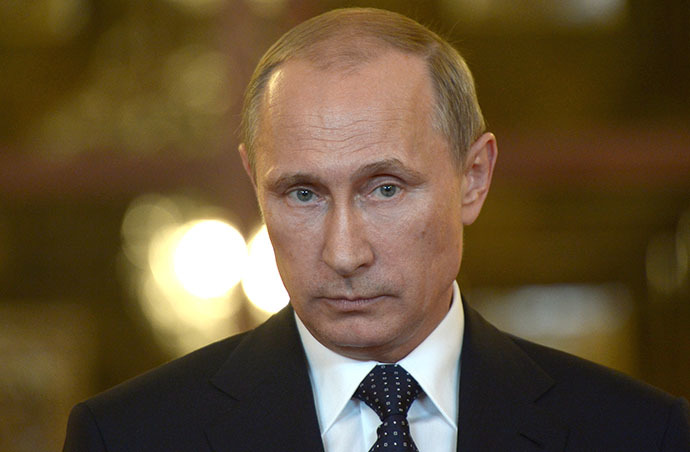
[205, 307, 324, 452]
[457, 303, 569, 451]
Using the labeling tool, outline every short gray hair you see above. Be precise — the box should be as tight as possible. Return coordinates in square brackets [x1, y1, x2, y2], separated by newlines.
[240, 7, 485, 171]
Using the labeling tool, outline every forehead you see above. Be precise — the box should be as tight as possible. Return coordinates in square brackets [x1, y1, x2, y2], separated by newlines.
[253, 51, 444, 177]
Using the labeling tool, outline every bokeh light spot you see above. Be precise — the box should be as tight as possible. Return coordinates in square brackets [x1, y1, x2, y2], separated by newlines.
[122, 194, 181, 268]
[171, 220, 248, 299]
[242, 225, 289, 313]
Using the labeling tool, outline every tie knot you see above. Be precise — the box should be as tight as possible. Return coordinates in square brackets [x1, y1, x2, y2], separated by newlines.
[353, 364, 422, 421]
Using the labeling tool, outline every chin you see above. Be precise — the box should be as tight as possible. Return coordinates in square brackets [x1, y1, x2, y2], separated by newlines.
[326, 329, 400, 357]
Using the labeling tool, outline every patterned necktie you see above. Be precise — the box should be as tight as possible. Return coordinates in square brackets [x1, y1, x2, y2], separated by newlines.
[353, 364, 422, 451]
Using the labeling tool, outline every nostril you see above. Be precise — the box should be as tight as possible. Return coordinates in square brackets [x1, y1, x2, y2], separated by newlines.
[322, 234, 374, 276]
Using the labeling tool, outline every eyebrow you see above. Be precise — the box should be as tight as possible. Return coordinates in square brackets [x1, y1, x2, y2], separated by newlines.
[351, 158, 426, 184]
[266, 172, 319, 194]
[266, 158, 426, 194]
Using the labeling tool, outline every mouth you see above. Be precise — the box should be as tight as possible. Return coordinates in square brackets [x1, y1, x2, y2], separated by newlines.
[319, 295, 387, 311]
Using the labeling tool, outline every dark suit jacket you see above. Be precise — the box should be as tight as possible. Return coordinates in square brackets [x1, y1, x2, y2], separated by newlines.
[63, 302, 690, 451]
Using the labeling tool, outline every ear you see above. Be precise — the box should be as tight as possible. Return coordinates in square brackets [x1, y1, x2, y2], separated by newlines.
[238, 143, 257, 190]
[461, 132, 497, 225]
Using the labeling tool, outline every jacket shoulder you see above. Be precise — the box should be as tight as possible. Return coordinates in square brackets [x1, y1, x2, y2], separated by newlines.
[65, 332, 248, 451]
[511, 334, 675, 403]
[92, 331, 247, 406]
[510, 334, 690, 450]
[65, 307, 305, 451]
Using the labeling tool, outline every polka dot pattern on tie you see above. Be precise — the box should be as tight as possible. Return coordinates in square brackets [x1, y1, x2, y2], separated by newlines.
[353, 364, 422, 452]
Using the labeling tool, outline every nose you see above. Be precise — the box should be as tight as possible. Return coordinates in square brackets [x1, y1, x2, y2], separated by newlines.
[321, 202, 374, 276]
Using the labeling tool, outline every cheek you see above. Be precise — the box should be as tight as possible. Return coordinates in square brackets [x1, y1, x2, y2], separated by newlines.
[407, 201, 463, 268]
[266, 222, 305, 266]
[372, 204, 456, 264]
[263, 209, 323, 287]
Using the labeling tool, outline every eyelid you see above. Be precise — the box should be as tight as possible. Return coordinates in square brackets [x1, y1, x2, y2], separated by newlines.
[284, 182, 314, 195]
[268, 174, 319, 197]
[366, 172, 401, 186]
[369, 174, 403, 188]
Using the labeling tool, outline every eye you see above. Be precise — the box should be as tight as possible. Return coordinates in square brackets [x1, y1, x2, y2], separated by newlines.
[376, 184, 398, 198]
[289, 188, 316, 203]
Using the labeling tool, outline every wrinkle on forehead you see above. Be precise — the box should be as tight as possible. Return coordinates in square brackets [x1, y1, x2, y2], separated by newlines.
[270, 112, 408, 145]
[254, 51, 440, 169]
[263, 52, 432, 116]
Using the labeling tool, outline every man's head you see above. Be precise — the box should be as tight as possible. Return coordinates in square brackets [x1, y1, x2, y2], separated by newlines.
[238, 8, 497, 363]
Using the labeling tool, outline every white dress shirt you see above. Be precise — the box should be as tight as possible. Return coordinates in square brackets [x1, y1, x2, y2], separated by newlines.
[295, 281, 464, 452]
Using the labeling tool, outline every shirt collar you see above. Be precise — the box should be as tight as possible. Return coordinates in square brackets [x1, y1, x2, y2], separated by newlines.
[295, 281, 464, 434]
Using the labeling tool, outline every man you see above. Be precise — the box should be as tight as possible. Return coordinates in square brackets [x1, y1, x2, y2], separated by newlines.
[64, 8, 690, 451]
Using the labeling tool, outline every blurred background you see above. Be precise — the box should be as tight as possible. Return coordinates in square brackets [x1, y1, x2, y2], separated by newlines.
[1, 0, 689, 450]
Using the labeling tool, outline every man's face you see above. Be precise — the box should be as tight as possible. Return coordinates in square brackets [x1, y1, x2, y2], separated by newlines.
[244, 51, 488, 362]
